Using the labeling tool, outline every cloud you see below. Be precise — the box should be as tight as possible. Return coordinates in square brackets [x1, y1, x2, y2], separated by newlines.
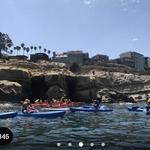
[119, 0, 141, 11]
[120, 0, 129, 11]
[83, 0, 96, 7]
[132, 38, 138, 41]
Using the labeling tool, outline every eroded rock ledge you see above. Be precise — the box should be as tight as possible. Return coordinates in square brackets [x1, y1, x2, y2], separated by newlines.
[0, 61, 150, 103]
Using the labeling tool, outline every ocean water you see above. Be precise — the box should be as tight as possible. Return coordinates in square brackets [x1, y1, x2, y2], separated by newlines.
[0, 102, 150, 150]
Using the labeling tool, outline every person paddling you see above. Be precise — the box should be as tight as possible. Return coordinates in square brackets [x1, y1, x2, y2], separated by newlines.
[146, 96, 150, 112]
[21, 99, 29, 113]
[93, 99, 100, 109]
[22, 99, 37, 113]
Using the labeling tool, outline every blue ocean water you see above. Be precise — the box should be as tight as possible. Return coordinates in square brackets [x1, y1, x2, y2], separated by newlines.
[0, 102, 150, 150]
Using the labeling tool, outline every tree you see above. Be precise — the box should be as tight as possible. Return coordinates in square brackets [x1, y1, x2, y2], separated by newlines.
[0, 32, 13, 57]
[16, 46, 21, 55]
[10, 50, 13, 55]
[34, 46, 37, 54]
[47, 50, 51, 57]
[21, 43, 25, 55]
[44, 48, 47, 53]
[30, 46, 33, 54]
[26, 47, 30, 57]
[69, 62, 80, 73]
[21, 43, 25, 48]
[13, 46, 17, 55]
[39, 46, 42, 52]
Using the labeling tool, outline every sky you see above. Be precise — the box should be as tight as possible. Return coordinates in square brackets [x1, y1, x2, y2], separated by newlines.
[0, 0, 150, 59]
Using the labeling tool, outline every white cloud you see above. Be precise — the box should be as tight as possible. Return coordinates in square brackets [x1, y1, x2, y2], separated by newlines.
[132, 38, 138, 41]
[119, 0, 141, 11]
[83, 0, 96, 7]
[120, 0, 129, 11]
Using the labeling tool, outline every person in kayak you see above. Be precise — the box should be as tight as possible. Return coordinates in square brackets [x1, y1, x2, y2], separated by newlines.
[35, 99, 40, 103]
[21, 99, 29, 113]
[146, 96, 150, 111]
[93, 99, 100, 109]
[22, 99, 37, 113]
[22, 99, 30, 113]
[27, 104, 37, 113]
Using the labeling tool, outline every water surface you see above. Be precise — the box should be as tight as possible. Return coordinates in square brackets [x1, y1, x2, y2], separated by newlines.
[0, 102, 150, 150]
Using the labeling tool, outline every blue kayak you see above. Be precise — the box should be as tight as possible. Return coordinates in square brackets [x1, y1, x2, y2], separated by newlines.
[70, 106, 113, 112]
[127, 107, 150, 115]
[17, 111, 65, 118]
[0, 112, 17, 119]
[146, 111, 150, 115]
[128, 106, 145, 112]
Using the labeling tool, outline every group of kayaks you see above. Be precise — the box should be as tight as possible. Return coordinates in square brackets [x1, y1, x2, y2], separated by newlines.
[128, 106, 150, 115]
[31, 101, 81, 108]
[0, 105, 150, 119]
[0, 105, 113, 119]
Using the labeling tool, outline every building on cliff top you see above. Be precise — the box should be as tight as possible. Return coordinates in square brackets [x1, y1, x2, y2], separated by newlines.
[144, 57, 150, 70]
[91, 54, 109, 62]
[120, 51, 145, 71]
[52, 50, 89, 65]
[30, 53, 49, 62]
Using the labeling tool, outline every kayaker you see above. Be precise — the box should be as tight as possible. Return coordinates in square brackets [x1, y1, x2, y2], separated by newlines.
[60, 96, 65, 103]
[27, 104, 37, 113]
[22, 99, 37, 113]
[35, 99, 40, 103]
[146, 96, 150, 111]
[40, 99, 43, 103]
[21, 99, 30, 113]
[93, 99, 100, 109]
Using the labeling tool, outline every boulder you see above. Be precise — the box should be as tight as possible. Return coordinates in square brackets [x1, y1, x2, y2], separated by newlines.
[0, 80, 22, 102]
[46, 85, 66, 100]
[0, 67, 32, 99]
[97, 88, 135, 103]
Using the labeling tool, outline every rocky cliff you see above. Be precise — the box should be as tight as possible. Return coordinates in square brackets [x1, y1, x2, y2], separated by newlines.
[0, 60, 150, 103]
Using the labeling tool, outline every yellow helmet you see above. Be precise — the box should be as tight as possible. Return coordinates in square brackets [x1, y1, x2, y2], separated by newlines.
[147, 99, 150, 102]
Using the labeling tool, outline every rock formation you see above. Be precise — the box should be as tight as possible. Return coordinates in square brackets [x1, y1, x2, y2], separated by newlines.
[0, 60, 150, 103]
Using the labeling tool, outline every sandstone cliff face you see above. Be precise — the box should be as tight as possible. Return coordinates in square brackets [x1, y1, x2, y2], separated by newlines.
[0, 67, 32, 101]
[0, 64, 150, 103]
[0, 80, 22, 102]
[40, 72, 150, 102]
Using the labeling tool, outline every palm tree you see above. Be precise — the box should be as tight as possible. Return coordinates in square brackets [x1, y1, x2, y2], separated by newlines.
[47, 50, 51, 57]
[21, 43, 25, 48]
[10, 50, 13, 55]
[34, 46, 37, 54]
[23, 47, 26, 55]
[21, 43, 25, 55]
[13, 46, 16, 55]
[44, 48, 47, 53]
[39, 46, 42, 53]
[26, 47, 30, 57]
[30, 46, 33, 54]
[16, 46, 21, 55]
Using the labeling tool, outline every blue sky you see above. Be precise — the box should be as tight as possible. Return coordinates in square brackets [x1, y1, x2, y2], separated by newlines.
[0, 0, 150, 58]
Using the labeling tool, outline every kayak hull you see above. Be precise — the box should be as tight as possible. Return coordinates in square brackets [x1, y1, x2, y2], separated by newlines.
[70, 107, 113, 112]
[146, 111, 150, 115]
[41, 107, 70, 111]
[0, 112, 17, 119]
[128, 107, 144, 112]
[17, 111, 65, 118]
